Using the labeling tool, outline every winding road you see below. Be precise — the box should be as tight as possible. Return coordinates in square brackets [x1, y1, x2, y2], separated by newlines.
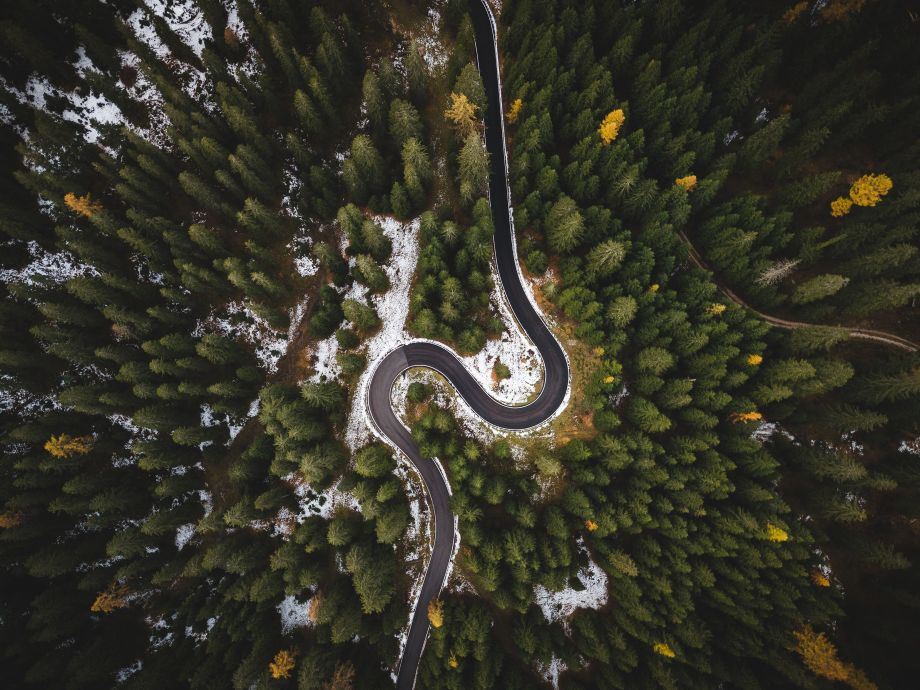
[365, 2, 570, 688]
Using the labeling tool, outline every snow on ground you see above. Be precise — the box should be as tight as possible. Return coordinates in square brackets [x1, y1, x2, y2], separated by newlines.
[115, 660, 143, 684]
[195, 299, 307, 374]
[277, 594, 313, 634]
[126, 2, 211, 106]
[1, 73, 126, 145]
[289, 474, 361, 521]
[136, 0, 210, 59]
[413, 5, 450, 70]
[0, 241, 99, 286]
[537, 656, 567, 690]
[460, 282, 541, 404]
[343, 216, 421, 449]
[900, 437, 920, 455]
[534, 538, 608, 625]
[174, 523, 196, 551]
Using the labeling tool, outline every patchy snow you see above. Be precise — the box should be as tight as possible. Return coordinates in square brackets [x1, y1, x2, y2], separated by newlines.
[460, 282, 541, 404]
[277, 594, 313, 634]
[344, 216, 421, 449]
[752, 420, 796, 443]
[899, 437, 920, 456]
[1, 73, 126, 145]
[537, 656, 568, 690]
[0, 240, 99, 286]
[138, 0, 210, 59]
[308, 333, 342, 383]
[534, 538, 608, 624]
[289, 474, 361, 520]
[174, 523, 196, 551]
[115, 660, 143, 684]
[195, 299, 307, 374]
[125, 3, 211, 107]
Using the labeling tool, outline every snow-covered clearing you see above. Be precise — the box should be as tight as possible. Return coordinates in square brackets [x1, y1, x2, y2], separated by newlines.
[277, 594, 313, 634]
[534, 538, 608, 626]
[342, 216, 421, 449]
[194, 299, 307, 374]
[287, 474, 361, 523]
[460, 282, 541, 404]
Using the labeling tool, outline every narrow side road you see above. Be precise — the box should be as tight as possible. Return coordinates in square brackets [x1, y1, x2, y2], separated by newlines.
[364, 2, 570, 688]
[678, 230, 918, 353]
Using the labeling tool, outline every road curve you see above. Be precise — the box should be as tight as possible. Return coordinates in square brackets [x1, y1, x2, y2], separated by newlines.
[678, 230, 919, 353]
[365, 2, 570, 688]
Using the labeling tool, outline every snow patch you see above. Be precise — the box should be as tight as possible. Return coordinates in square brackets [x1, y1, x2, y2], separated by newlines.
[195, 299, 307, 374]
[459, 281, 541, 404]
[537, 656, 567, 690]
[344, 216, 421, 449]
[0, 240, 99, 286]
[534, 538, 608, 624]
[174, 523, 196, 551]
[278, 594, 313, 634]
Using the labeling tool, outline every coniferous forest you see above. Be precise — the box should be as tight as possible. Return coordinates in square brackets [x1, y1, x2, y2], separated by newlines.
[2, 1, 919, 689]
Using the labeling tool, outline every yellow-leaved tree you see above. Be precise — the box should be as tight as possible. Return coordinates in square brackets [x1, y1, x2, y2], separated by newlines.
[445, 92, 479, 136]
[731, 411, 763, 423]
[427, 598, 444, 628]
[653, 642, 676, 658]
[598, 109, 625, 145]
[830, 196, 853, 217]
[506, 98, 522, 124]
[766, 523, 789, 542]
[269, 649, 296, 680]
[91, 583, 130, 613]
[64, 192, 102, 218]
[675, 174, 697, 190]
[44, 434, 93, 458]
[794, 625, 878, 690]
[849, 173, 893, 207]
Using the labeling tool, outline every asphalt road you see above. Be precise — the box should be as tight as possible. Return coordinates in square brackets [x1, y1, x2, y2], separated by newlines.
[365, 1, 570, 688]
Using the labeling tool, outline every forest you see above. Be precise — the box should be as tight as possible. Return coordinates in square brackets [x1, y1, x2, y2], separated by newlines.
[1, 1, 919, 689]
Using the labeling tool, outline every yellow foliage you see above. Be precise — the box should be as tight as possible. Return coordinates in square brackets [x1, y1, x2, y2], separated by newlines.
[506, 98, 522, 124]
[675, 174, 697, 190]
[784, 1, 809, 22]
[585, 519, 599, 532]
[445, 92, 479, 136]
[427, 599, 444, 628]
[44, 434, 94, 458]
[269, 649, 296, 680]
[603, 375, 615, 384]
[849, 173, 893, 207]
[91, 583, 130, 613]
[0, 512, 23, 528]
[731, 411, 763, 423]
[830, 196, 853, 217]
[766, 522, 789, 542]
[795, 626, 849, 680]
[708, 303, 727, 315]
[448, 654, 459, 669]
[598, 108, 625, 145]
[811, 571, 831, 587]
[593, 346, 605, 356]
[648, 283, 659, 293]
[653, 642, 676, 658]
[63, 192, 102, 218]
[747, 354, 763, 366]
